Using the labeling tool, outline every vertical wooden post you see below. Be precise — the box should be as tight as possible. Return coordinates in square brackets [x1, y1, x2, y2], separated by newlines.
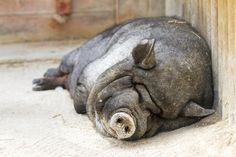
[218, 0, 236, 124]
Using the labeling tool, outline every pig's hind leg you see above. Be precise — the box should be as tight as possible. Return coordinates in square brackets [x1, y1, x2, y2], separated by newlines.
[32, 74, 69, 91]
[32, 22, 125, 92]
[32, 59, 72, 91]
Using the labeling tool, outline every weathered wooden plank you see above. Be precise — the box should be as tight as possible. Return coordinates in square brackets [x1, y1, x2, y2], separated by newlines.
[72, 0, 114, 13]
[148, 0, 165, 17]
[210, 0, 219, 112]
[0, 0, 55, 15]
[223, 0, 236, 124]
[0, 12, 115, 43]
[218, 0, 228, 120]
[116, 0, 149, 23]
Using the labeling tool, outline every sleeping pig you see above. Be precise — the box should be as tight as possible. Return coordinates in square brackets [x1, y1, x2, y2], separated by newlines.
[33, 17, 215, 140]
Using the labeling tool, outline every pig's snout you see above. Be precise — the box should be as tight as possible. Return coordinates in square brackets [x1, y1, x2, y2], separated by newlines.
[109, 112, 136, 139]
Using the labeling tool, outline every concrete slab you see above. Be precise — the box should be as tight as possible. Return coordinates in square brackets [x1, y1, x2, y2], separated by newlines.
[0, 41, 235, 157]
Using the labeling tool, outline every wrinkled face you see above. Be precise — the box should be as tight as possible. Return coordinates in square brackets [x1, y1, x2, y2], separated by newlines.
[86, 38, 159, 140]
[94, 89, 150, 140]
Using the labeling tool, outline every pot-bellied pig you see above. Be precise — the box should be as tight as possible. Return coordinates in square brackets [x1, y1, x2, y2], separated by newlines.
[33, 17, 215, 140]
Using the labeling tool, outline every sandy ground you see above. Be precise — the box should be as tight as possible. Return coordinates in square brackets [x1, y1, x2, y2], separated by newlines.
[0, 41, 235, 157]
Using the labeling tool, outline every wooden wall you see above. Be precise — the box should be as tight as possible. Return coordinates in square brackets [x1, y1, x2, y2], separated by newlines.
[0, 0, 165, 44]
[165, 0, 236, 124]
[0, 0, 115, 43]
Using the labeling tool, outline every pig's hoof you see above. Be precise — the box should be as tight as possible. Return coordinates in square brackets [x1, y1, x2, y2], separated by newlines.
[33, 78, 44, 85]
[33, 78, 47, 91]
[32, 75, 68, 91]
[109, 112, 136, 139]
[32, 78, 55, 91]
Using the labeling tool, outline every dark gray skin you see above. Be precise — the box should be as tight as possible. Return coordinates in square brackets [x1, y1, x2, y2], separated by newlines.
[33, 17, 214, 140]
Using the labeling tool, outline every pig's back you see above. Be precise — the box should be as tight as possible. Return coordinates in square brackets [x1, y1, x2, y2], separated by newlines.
[78, 17, 211, 97]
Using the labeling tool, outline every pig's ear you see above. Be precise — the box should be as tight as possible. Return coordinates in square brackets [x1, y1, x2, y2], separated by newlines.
[132, 38, 156, 69]
[180, 102, 215, 117]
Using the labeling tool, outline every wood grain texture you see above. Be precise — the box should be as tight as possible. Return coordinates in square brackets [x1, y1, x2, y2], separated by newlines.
[0, 0, 165, 43]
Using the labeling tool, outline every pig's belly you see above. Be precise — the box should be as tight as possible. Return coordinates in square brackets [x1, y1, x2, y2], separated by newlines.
[79, 36, 141, 90]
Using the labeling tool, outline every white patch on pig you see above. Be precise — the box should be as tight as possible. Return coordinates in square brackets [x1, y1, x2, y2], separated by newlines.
[80, 36, 143, 90]
[77, 22, 153, 92]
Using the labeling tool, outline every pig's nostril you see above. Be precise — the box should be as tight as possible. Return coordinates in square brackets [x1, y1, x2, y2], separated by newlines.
[124, 126, 130, 133]
[109, 112, 136, 139]
[116, 118, 123, 124]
